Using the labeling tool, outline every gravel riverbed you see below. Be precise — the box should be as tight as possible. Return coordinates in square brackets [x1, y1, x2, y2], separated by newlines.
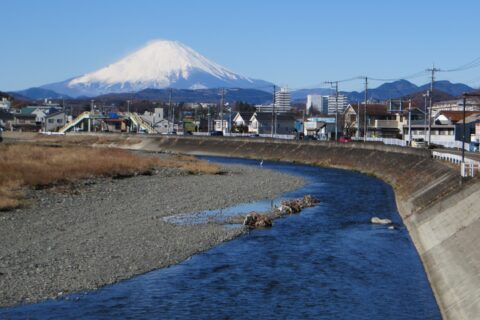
[0, 162, 304, 307]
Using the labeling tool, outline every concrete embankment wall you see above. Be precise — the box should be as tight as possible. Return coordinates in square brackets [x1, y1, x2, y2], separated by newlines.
[131, 135, 479, 320]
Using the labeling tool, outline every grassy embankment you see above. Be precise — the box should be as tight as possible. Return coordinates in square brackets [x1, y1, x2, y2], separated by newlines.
[0, 144, 220, 210]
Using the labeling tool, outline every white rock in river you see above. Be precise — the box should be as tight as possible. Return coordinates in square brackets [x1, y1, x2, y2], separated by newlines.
[371, 217, 392, 225]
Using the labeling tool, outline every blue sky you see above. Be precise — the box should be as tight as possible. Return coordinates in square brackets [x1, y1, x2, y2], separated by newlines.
[1, 0, 480, 92]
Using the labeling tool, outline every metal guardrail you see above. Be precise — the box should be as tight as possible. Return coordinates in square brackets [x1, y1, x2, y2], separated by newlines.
[352, 137, 407, 147]
[432, 151, 480, 177]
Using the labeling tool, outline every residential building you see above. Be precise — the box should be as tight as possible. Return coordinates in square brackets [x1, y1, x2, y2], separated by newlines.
[399, 108, 428, 142]
[401, 111, 475, 146]
[44, 111, 66, 132]
[447, 112, 480, 143]
[232, 111, 254, 133]
[248, 112, 296, 135]
[255, 104, 274, 113]
[304, 117, 336, 140]
[434, 111, 478, 125]
[306, 95, 328, 114]
[433, 98, 480, 112]
[214, 115, 231, 134]
[402, 124, 456, 145]
[343, 103, 400, 138]
[0, 110, 14, 130]
[17, 106, 64, 131]
[140, 108, 173, 133]
[11, 113, 40, 132]
[327, 94, 348, 115]
[0, 98, 11, 111]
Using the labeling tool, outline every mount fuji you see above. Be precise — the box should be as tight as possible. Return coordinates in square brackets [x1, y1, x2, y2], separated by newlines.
[40, 40, 272, 97]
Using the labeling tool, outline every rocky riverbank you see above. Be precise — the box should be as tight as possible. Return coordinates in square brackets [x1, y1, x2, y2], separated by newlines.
[0, 161, 304, 307]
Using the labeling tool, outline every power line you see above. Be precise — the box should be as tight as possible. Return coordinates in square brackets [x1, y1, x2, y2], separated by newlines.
[440, 56, 480, 72]
[367, 70, 427, 82]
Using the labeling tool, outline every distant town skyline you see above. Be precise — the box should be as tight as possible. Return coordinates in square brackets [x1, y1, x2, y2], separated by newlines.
[1, 0, 480, 92]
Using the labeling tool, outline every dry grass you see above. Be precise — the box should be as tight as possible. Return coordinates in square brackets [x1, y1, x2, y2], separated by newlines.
[0, 145, 221, 210]
[26, 134, 143, 147]
[157, 155, 222, 175]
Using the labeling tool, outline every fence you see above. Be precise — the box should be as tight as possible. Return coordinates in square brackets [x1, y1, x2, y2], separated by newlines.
[352, 137, 407, 147]
[192, 132, 295, 140]
[432, 151, 480, 177]
[353, 136, 472, 150]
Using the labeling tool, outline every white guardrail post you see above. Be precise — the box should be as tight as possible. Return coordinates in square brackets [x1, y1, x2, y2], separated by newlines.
[433, 151, 479, 177]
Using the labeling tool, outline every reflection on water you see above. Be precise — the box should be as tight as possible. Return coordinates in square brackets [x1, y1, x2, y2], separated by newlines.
[0, 157, 440, 320]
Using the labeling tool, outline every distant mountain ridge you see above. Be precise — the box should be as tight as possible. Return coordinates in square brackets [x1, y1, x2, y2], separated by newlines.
[292, 79, 475, 102]
[11, 79, 476, 105]
[38, 40, 272, 97]
[95, 88, 272, 104]
[11, 87, 70, 100]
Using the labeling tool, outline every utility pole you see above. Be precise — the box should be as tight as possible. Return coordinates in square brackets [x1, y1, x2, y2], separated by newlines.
[89, 99, 94, 132]
[271, 85, 276, 137]
[408, 99, 412, 145]
[426, 65, 440, 146]
[423, 91, 428, 142]
[168, 88, 172, 134]
[364, 77, 368, 142]
[462, 95, 467, 163]
[207, 104, 211, 133]
[220, 88, 225, 134]
[356, 101, 360, 139]
[127, 100, 130, 113]
[326, 81, 339, 140]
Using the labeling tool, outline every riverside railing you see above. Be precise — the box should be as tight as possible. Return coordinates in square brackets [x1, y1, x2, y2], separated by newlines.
[432, 151, 480, 177]
[352, 137, 407, 147]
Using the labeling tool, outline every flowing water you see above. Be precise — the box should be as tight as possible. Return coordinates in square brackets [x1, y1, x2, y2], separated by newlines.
[0, 157, 440, 319]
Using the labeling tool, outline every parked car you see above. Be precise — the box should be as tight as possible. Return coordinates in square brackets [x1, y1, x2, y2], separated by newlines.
[338, 136, 352, 143]
[209, 131, 223, 136]
[304, 135, 318, 141]
[411, 138, 427, 148]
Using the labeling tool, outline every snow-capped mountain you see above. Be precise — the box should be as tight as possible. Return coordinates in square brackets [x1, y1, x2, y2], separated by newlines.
[41, 40, 272, 97]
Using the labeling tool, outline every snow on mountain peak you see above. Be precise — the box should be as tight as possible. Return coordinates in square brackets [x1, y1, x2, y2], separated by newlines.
[68, 39, 250, 89]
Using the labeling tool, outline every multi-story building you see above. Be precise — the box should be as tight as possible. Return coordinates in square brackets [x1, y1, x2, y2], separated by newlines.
[274, 87, 291, 113]
[254, 88, 292, 113]
[306, 95, 328, 114]
[327, 94, 348, 115]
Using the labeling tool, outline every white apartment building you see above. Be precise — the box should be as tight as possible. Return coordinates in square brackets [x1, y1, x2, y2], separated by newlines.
[306, 95, 328, 114]
[327, 94, 348, 115]
[274, 87, 292, 113]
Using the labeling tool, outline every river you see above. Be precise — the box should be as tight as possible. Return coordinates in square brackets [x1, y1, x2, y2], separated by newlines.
[0, 157, 440, 319]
